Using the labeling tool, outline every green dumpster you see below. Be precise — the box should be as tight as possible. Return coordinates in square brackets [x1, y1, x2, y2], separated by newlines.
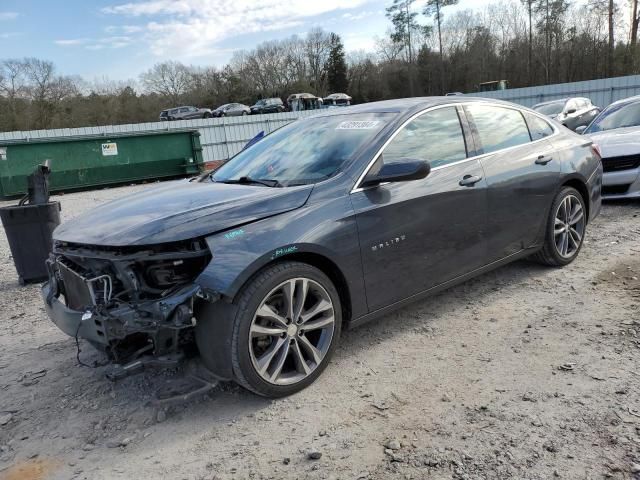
[0, 129, 204, 198]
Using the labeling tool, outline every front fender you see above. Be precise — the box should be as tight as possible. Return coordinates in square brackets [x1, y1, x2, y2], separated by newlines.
[194, 195, 368, 319]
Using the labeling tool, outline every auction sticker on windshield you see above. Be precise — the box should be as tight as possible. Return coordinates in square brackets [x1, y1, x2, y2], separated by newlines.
[336, 121, 381, 130]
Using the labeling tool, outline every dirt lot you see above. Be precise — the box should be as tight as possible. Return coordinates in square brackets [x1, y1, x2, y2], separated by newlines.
[0, 183, 639, 480]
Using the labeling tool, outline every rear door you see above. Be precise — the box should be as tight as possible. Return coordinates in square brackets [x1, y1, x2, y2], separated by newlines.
[188, 107, 200, 119]
[351, 105, 489, 311]
[464, 104, 561, 261]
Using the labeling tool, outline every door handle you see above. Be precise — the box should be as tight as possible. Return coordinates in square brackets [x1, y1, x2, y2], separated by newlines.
[459, 175, 482, 187]
[535, 155, 553, 165]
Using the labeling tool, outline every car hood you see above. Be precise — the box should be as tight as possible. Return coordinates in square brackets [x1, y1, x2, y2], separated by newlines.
[54, 180, 314, 246]
[587, 127, 640, 158]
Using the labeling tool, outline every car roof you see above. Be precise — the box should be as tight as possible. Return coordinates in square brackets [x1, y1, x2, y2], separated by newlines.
[533, 98, 568, 107]
[533, 97, 595, 108]
[607, 94, 640, 108]
[312, 96, 522, 117]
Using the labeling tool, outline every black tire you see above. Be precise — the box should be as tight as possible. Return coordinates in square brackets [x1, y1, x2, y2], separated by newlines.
[203, 112, 212, 118]
[242, 111, 248, 116]
[211, 262, 342, 397]
[533, 186, 587, 266]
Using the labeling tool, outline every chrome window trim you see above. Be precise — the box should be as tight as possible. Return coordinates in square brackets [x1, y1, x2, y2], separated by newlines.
[350, 101, 560, 194]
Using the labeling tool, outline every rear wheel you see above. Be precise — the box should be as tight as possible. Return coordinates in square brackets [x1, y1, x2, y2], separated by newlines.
[229, 262, 341, 397]
[533, 186, 586, 266]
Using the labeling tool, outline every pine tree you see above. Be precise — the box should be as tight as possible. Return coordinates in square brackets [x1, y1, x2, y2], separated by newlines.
[326, 33, 349, 94]
[386, 0, 424, 95]
[423, 0, 459, 94]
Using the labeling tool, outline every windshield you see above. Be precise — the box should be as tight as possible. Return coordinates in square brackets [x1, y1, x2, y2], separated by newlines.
[212, 113, 393, 186]
[533, 101, 565, 116]
[585, 100, 640, 133]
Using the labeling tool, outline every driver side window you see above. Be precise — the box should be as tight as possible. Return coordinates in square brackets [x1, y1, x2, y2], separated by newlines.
[382, 107, 468, 169]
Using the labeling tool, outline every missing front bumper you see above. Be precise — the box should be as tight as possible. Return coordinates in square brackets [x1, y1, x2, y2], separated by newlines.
[41, 282, 108, 345]
[42, 281, 203, 357]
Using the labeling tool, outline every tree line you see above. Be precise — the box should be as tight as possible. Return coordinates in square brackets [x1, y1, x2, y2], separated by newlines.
[1, 0, 639, 132]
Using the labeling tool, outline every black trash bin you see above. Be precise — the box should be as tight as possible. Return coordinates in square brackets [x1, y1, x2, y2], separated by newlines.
[0, 161, 61, 285]
[0, 202, 61, 285]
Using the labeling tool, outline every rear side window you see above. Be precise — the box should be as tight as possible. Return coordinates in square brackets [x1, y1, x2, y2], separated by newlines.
[382, 106, 467, 168]
[466, 105, 531, 154]
[525, 113, 554, 141]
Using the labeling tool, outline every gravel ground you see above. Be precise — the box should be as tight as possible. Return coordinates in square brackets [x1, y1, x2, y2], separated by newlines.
[0, 184, 639, 480]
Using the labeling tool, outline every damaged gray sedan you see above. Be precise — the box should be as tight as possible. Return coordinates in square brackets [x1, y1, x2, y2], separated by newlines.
[42, 97, 602, 398]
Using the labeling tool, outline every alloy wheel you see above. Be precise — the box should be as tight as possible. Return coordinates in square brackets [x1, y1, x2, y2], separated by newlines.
[249, 278, 335, 385]
[554, 194, 585, 258]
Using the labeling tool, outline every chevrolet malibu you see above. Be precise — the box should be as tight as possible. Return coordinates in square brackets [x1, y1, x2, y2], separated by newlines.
[43, 98, 602, 398]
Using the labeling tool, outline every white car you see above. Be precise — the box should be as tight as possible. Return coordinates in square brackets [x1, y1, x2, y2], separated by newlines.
[582, 95, 640, 199]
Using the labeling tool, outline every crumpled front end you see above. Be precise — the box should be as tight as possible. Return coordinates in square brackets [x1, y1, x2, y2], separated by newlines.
[42, 239, 213, 364]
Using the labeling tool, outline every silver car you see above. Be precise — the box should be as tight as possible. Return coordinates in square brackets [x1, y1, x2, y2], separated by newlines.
[533, 97, 600, 131]
[159, 106, 213, 121]
[582, 95, 640, 199]
[212, 103, 251, 117]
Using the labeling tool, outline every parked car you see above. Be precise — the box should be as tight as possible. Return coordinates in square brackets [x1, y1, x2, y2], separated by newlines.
[213, 103, 251, 117]
[580, 95, 640, 198]
[250, 98, 285, 114]
[42, 97, 602, 398]
[159, 106, 213, 121]
[287, 93, 323, 111]
[532, 97, 600, 131]
[323, 93, 352, 107]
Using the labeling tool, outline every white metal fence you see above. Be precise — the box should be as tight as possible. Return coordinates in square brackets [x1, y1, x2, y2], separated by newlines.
[3, 74, 640, 163]
[0, 110, 321, 164]
[464, 74, 640, 108]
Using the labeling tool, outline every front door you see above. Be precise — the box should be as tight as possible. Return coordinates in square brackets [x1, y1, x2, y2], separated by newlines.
[350, 106, 489, 312]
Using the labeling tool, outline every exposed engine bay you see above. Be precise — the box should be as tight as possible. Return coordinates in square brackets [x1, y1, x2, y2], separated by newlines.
[43, 238, 213, 372]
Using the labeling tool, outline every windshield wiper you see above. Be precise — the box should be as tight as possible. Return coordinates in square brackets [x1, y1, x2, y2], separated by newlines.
[217, 176, 282, 188]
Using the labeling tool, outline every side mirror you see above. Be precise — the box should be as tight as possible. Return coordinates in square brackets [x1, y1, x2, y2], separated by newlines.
[566, 108, 577, 115]
[575, 125, 587, 135]
[361, 160, 431, 188]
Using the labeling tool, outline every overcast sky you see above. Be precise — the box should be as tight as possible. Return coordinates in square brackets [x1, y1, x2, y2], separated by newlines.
[0, 0, 516, 81]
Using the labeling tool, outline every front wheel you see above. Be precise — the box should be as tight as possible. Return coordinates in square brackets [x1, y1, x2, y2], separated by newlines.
[533, 186, 587, 266]
[242, 111, 248, 116]
[203, 112, 212, 118]
[226, 262, 341, 397]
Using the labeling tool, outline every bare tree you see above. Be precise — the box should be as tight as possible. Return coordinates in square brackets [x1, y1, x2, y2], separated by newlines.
[21, 58, 78, 128]
[632, 0, 639, 46]
[0, 59, 27, 130]
[521, 0, 535, 82]
[375, 33, 405, 62]
[305, 28, 332, 95]
[140, 61, 193, 104]
[589, 0, 617, 76]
